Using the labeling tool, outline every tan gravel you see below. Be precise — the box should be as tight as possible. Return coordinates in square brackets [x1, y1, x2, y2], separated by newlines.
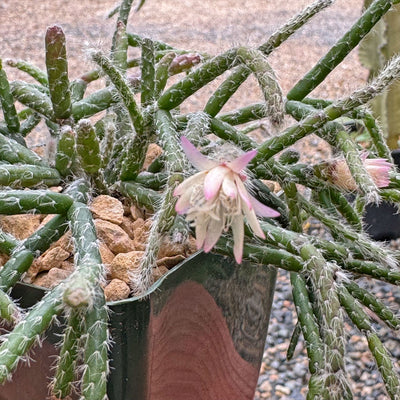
[1, 0, 366, 102]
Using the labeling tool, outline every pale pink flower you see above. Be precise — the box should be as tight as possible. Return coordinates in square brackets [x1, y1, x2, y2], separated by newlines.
[173, 137, 280, 264]
[328, 152, 392, 191]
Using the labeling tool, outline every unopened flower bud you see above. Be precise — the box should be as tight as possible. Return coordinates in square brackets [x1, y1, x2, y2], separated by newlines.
[168, 53, 201, 75]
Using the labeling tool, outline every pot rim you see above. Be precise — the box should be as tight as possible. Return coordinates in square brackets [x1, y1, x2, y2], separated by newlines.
[15, 250, 207, 306]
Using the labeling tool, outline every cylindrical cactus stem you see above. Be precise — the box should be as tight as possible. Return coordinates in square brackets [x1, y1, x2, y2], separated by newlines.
[76, 119, 102, 175]
[257, 219, 364, 263]
[0, 215, 68, 290]
[180, 111, 212, 147]
[5, 58, 48, 86]
[69, 78, 87, 102]
[23, 214, 69, 254]
[209, 118, 255, 150]
[300, 245, 351, 399]
[366, 332, 400, 400]
[157, 48, 238, 110]
[344, 259, 400, 285]
[255, 55, 400, 164]
[91, 51, 143, 134]
[0, 251, 33, 323]
[10, 80, 55, 120]
[217, 103, 267, 126]
[55, 125, 76, 177]
[0, 229, 19, 255]
[324, 187, 363, 231]
[80, 294, 109, 400]
[236, 120, 261, 135]
[290, 273, 324, 373]
[19, 112, 42, 137]
[299, 193, 397, 268]
[65, 200, 104, 304]
[62, 198, 108, 398]
[119, 181, 160, 211]
[204, 0, 334, 117]
[344, 281, 400, 329]
[0, 164, 60, 187]
[71, 87, 117, 121]
[287, 0, 400, 101]
[67, 200, 101, 268]
[380, 188, 400, 204]
[215, 237, 303, 272]
[100, 117, 116, 171]
[251, 179, 289, 224]
[154, 52, 176, 97]
[111, 20, 128, 71]
[284, 181, 329, 397]
[0, 287, 21, 324]
[45, 25, 71, 120]
[0, 190, 73, 215]
[335, 130, 380, 202]
[156, 109, 187, 175]
[131, 110, 185, 295]
[236, 47, 284, 125]
[0, 284, 64, 384]
[283, 182, 303, 232]
[135, 171, 167, 190]
[0, 132, 47, 166]
[0, 249, 34, 291]
[339, 286, 400, 399]
[259, 0, 334, 54]
[286, 322, 301, 361]
[285, 100, 349, 146]
[141, 38, 156, 107]
[51, 309, 84, 399]
[203, 65, 251, 118]
[127, 32, 175, 52]
[118, 125, 152, 181]
[0, 59, 20, 133]
[361, 111, 392, 160]
[113, 0, 134, 32]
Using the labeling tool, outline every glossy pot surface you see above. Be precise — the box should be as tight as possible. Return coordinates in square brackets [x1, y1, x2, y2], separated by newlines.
[1, 252, 277, 400]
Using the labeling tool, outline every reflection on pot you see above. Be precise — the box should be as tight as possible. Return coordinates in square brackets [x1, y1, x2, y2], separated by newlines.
[2, 252, 277, 400]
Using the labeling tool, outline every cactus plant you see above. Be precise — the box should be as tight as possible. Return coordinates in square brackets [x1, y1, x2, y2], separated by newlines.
[359, 0, 400, 149]
[1, 0, 400, 399]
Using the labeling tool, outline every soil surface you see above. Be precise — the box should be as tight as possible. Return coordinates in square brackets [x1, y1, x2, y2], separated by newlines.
[3, 1, 395, 399]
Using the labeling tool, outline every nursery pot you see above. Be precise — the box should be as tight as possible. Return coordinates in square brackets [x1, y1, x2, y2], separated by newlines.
[364, 149, 400, 240]
[1, 251, 277, 400]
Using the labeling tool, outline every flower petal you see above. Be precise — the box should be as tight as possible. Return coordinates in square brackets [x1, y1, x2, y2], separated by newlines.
[365, 160, 392, 188]
[250, 196, 280, 218]
[195, 217, 208, 250]
[180, 136, 218, 170]
[222, 172, 238, 198]
[204, 166, 229, 200]
[227, 149, 257, 173]
[203, 216, 224, 252]
[174, 171, 206, 196]
[231, 215, 244, 264]
[175, 189, 193, 214]
[233, 174, 253, 209]
[242, 201, 266, 239]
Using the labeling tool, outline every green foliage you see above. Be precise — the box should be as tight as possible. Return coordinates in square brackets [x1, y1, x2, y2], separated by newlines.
[1, 0, 400, 399]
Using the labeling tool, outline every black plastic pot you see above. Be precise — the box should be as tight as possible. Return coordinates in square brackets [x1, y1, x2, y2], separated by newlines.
[1, 251, 277, 400]
[364, 149, 400, 240]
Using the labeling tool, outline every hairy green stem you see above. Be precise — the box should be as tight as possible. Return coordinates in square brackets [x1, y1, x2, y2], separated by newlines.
[287, 0, 400, 100]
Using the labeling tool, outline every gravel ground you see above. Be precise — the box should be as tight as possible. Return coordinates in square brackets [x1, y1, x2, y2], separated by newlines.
[3, 1, 400, 399]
